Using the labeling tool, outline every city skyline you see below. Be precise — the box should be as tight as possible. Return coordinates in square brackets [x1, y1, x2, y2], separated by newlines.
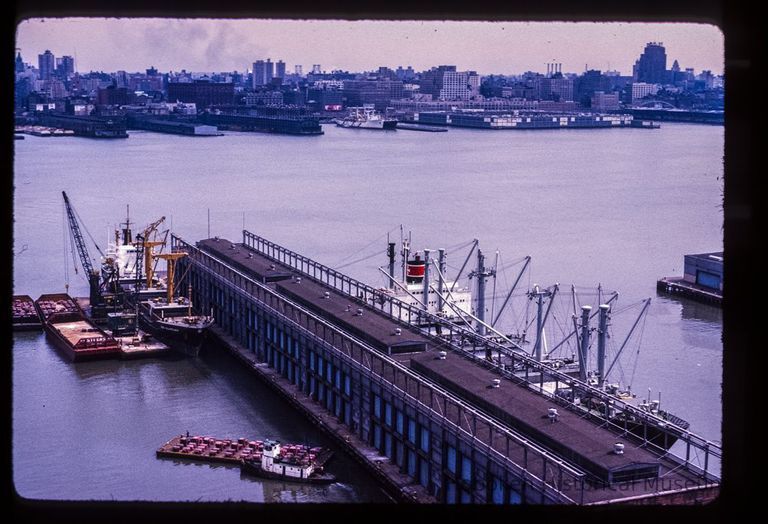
[15, 19, 724, 77]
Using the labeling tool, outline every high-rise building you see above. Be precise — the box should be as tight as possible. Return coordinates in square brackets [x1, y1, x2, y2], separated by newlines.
[295, 65, 303, 76]
[252, 59, 275, 87]
[56, 56, 75, 79]
[312, 64, 321, 74]
[633, 42, 667, 84]
[38, 50, 55, 81]
[275, 60, 286, 83]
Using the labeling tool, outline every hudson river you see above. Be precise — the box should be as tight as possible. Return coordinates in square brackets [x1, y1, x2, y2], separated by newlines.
[12, 121, 723, 502]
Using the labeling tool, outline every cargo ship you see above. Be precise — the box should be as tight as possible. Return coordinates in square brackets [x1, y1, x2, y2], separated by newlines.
[335, 105, 398, 130]
[136, 251, 213, 357]
[35, 293, 121, 361]
[12, 295, 42, 330]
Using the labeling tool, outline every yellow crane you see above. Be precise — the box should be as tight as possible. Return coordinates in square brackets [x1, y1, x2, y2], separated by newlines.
[142, 240, 166, 288]
[156, 252, 187, 303]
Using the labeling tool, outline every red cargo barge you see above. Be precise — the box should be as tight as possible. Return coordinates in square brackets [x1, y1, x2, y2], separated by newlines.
[12, 295, 43, 330]
[35, 293, 121, 361]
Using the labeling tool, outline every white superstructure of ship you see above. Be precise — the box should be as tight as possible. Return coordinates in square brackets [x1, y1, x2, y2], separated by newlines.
[334, 104, 398, 130]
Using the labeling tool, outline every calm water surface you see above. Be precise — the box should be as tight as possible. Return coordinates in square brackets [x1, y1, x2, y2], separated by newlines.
[12, 122, 724, 500]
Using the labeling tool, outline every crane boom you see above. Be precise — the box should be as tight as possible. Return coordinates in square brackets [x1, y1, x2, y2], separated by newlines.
[62, 191, 94, 276]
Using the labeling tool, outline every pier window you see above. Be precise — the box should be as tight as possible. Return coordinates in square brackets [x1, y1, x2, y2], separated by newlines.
[407, 450, 417, 477]
[445, 481, 457, 504]
[344, 374, 351, 396]
[420, 427, 430, 453]
[396, 442, 405, 468]
[396, 411, 404, 435]
[373, 395, 381, 419]
[460, 490, 472, 504]
[461, 455, 472, 484]
[509, 487, 522, 504]
[344, 401, 351, 425]
[335, 395, 342, 417]
[373, 423, 382, 451]
[492, 477, 504, 504]
[384, 402, 392, 427]
[309, 351, 315, 371]
[446, 445, 457, 474]
[326, 390, 334, 412]
[317, 357, 324, 378]
[318, 383, 325, 403]
[384, 432, 393, 459]
[419, 460, 429, 488]
[309, 377, 316, 398]
[334, 369, 341, 389]
[408, 419, 416, 444]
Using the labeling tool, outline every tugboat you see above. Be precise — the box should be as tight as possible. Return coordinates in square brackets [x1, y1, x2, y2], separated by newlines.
[136, 251, 214, 357]
[240, 439, 335, 484]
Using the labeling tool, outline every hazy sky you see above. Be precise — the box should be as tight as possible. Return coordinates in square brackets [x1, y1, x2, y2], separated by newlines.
[15, 18, 724, 76]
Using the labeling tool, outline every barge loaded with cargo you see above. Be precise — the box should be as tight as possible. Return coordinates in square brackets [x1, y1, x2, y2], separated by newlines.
[12, 295, 42, 330]
[156, 434, 335, 483]
[35, 293, 121, 361]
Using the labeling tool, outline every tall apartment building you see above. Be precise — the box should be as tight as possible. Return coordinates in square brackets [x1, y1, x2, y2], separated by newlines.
[252, 59, 274, 87]
[38, 50, 55, 81]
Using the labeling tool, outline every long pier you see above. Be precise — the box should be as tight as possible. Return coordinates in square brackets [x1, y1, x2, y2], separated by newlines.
[172, 231, 720, 504]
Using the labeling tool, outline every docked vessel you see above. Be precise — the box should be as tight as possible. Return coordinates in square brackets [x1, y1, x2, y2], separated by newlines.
[12, 295, 42, 330]
[35, 293, 121, 361]
[156, 434, 335, 483]
[378, 237, 473, 325]
[240, 440, 335, 484]
[335, 105, 398, 130]
[135, 251, 213, 357]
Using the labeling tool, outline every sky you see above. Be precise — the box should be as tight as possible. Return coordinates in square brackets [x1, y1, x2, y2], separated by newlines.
[14, 18, 724, 77]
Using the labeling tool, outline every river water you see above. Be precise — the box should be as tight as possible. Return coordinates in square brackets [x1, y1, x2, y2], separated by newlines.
[12, 121, 723, 501]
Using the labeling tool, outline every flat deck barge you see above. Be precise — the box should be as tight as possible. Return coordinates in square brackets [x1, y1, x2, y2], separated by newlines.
[157, 434, 333, 469]
[657, 277, 722, 306]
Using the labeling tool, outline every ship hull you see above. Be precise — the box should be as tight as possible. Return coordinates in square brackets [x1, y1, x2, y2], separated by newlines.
[240, 459, 335, 484]
[137, 309, 210, 357]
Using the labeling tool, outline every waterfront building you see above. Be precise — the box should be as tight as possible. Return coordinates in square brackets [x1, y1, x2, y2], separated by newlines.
[633, 42, 667, 84]
[167, 79, 235, 108]
[630, 82, 660, 104]
[342, 79, 404, 110]
[38, 50, 55, 81]
[590, 91, 620, 112]
[419, 66, 480, 101]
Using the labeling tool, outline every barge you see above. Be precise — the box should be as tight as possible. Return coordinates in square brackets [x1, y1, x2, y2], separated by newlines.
[35, 293, 121, 361]
[12, 295, 42, 330]
[157, 434, 334, 483]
